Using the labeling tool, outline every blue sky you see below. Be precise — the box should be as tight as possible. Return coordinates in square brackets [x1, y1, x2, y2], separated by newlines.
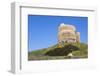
[28, 15, 88, 51]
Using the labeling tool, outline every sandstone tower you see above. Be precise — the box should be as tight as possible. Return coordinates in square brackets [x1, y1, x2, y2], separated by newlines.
[58, 23, 80, 45]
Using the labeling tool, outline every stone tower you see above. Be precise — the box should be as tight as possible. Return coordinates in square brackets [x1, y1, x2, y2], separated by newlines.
[58, 23, 80, 45]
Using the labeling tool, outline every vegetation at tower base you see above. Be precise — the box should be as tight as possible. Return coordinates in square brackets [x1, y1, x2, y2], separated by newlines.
[28, 43, 88, 60]
[45, 44, 79, 56]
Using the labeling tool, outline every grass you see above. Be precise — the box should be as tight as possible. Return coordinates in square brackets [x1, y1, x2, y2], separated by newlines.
[28, 43, 88, 60]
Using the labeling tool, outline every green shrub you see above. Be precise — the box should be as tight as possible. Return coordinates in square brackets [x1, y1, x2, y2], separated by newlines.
[45, 44, 79, 56]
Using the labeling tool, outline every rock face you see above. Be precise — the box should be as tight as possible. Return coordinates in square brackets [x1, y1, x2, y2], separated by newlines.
[58, 23, 80, 45]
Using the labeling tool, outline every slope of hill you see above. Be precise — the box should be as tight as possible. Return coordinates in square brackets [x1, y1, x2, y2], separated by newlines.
[28, 43, 88, 60]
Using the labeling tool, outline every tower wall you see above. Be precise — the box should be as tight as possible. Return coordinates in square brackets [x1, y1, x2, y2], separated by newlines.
[58, 23, 80, 44]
